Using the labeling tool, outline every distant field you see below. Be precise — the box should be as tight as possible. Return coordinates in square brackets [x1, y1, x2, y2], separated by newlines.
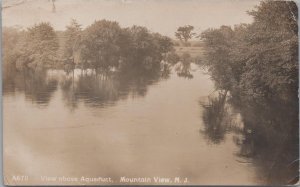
[174, 46, 204, 58]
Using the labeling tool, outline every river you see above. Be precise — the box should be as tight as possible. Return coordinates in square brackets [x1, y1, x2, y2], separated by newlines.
[3, 65, 298, 185]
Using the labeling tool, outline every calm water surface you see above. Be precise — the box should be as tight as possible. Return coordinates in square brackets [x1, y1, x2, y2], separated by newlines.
[3, 66, 297, 185]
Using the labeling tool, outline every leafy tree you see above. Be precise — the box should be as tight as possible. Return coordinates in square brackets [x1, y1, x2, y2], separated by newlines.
[2, 27, 27, 86]
[201, 1, 298, 101]
[201, 25, 235, 91]
[240, 1, 298, 100]
[152, 33, 174, 54]
[81, 20, 123, 70]
[22, 22, 59, 69]
[127, 26, 155, 59]
[2, 27, 24, 69]
[175, 25, 196, 44]
[123, 26, 171, 70]
[201, 3, 298, 183]
[63, 19, 82, 65]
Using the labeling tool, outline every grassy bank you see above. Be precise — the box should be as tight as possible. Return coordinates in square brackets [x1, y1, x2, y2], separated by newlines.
[174, 46, 204, 58]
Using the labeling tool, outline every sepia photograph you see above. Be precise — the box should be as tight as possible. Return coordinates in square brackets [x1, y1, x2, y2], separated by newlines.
[2, 0, 299, 185]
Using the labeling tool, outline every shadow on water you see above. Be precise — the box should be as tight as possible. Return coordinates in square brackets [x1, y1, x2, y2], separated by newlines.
[174, 52, 194, 79]
[61, 67, 166, 109]
[200, 92, 299, 185]
[3, 63, 171, 110]
[3, 67, 58, 106]
[199, 91, 229, 144]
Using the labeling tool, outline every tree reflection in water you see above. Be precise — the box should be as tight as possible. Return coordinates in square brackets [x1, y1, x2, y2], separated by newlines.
[3, 67, 58, 107]
[200, 91, 230, 144]
[174, 52, 194, 79]
[200, 92, 299, 185]
[3, 63, 171, 111]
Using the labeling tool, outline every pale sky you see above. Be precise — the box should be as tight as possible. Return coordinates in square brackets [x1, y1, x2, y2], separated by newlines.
[2, 0, 261, 37]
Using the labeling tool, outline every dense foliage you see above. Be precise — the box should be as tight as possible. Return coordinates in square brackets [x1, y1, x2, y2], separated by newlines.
[201, 1, 298, 102]
[3, 23, 59, 70]
[175, 25, 196, 44]
[200, 2, 299, 184]
[62, 19, 82, 66]
[3, 19, 174, 73]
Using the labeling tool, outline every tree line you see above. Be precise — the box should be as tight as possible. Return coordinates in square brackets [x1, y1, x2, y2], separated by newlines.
[3, 19, 174, 73]
[200, 1, 298, 102]
[200, 2, 298, 184]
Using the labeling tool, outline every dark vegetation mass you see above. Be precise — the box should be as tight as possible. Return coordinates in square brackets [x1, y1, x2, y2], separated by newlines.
[200, 1, 298, 102]
[200, 1, 298, 184]
[3, 19, 174, 73]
